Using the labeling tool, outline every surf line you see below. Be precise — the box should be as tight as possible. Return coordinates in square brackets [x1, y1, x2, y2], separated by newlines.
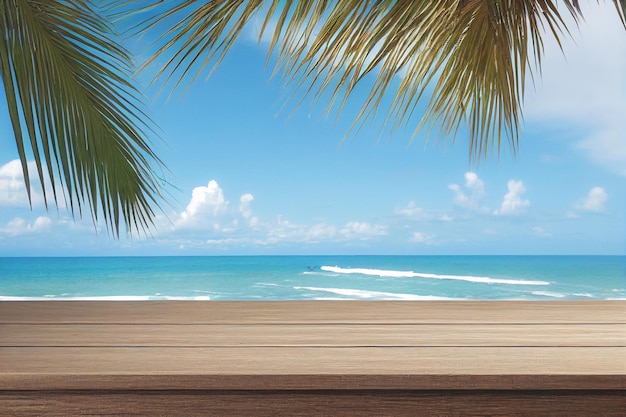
[320, 266, 550, 286]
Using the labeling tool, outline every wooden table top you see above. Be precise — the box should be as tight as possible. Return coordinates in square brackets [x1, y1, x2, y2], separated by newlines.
[1, 301, 624, 391]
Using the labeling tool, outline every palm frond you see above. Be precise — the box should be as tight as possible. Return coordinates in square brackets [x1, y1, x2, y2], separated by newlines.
[131, 0, 626, 160]
[0, 0, 164, 237]
[615, 0, 626, 25]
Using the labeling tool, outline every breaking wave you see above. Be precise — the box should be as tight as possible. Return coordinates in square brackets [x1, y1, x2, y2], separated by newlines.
[294, 286, 457, 300]
[320, 266, 550, 286]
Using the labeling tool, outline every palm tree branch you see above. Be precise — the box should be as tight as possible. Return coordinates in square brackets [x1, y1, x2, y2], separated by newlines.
[134, 0, 619, 159]
[0, 0, 163, 236]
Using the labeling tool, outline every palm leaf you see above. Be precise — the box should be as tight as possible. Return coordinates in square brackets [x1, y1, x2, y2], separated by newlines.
[132, 0, 623, 161]
[0, 0, 164, 237]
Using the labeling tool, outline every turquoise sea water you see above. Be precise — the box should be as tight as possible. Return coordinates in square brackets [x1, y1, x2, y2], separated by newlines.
[0, 256, 624, 301]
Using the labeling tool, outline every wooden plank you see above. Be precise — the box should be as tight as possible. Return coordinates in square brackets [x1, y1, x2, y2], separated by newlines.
[1, 301, 624, 416]
[2, 301, 624, 324]
[2, 323, 624, 347]
[1, 390, 625, 417]
[2, 374, 625, 391]
[1, 347, 624, 376]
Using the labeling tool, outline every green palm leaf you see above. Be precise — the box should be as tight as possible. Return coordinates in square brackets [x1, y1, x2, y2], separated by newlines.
[0, 0, 164, 237]
[134, 0, 625, 160]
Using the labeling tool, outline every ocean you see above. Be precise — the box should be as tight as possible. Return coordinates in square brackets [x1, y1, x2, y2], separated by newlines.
[0, 255, 624, 301]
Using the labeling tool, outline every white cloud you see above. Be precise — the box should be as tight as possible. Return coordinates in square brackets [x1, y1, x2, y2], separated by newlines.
[168, 179, 391, 248]
[248, 216, 260, 228]
[33, 216, 52, 230]
[263, 219, 386, 244]
[395, 201, 423, 218]
[575, 187, 608, 212]
[238, 193, 260, 227]
[263, 220, 386, 244]
[5, 217, 26, 231]
[306, 223, 337, 241]
[449, 172, 486, 210]
[0, 159, 67, 209]
[185, 180, 228, 217]
[494, 180, 529, 215]
[2, 216, 52, 236]
[0, 160, 43, 207]
[239, 193, 254, 218]
[175, 181, 263, 233]
[339, 221, 387, 240]
[396, 202, 454, 222]
[524, 3, 626, 176]
[410, 231, 435, 244]
[176, 180, 230, 229]
[576, 129, 626, 177]
[250, 4, 625, 177]
[266, 217, 304, 243]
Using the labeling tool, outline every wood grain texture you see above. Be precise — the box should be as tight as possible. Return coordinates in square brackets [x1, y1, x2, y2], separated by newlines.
[3, 374, 625, 391]
[3, 323, 624, 347]
[2, 390, 626, 417]
[2, 300, 624, 324]
[2, 347, 625, 376]
[0, 301, 624, 416]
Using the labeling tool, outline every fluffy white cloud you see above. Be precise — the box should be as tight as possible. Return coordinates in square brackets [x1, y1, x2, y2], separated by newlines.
[238, 193, 260, 227]
[2, 216, 52, 236]
[176, 180, 230, 230]
[5, 217, 26, 231]
[169, 179, 391, 248]
[524, 3, 626, 176]
[33, 216, 52, 229]
[0, 159, 64, 209]
[239, 193, 254, 218]
[340, 221, 387, 239]
[184, 180, 228, 217]
[172, 180, 261, 234]
[266, 217, 304, 243]
[575, 187, 608, 212]
[449, 172, 486, 210]
[0, 160, 40, 207]
[306, 223, 337, 241]
[494, 180, 529, 215]
[264, 219, 386, 244]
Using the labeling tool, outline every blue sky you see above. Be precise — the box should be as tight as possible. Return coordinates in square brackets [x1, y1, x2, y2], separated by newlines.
[0, 2, 624, 256]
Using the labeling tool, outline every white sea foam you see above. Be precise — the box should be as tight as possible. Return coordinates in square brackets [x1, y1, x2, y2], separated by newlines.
[0, 295, 211, 301]
[0, 295, 147, 301]
[531, 291, 567, 298]
[0, 296, 53, 301]
[313, 297, 350, 300]
[294, 286, 455, 300]
[162, 296, 212, 301]
[573, 293, 595, 298]
[320, 266, 550, 286]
